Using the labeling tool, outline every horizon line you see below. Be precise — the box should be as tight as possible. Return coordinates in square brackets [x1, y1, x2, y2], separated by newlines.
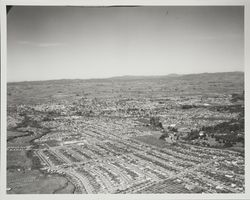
[7, 70, 244, 84]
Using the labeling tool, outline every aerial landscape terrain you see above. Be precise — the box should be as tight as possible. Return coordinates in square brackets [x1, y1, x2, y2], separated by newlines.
[7, 71, 244, 194]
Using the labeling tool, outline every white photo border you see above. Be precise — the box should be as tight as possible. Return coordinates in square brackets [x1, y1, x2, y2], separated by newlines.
[1, 0, 249, 199]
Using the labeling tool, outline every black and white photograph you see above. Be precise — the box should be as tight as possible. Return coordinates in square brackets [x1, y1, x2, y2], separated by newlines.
[0, 0, 249, 199]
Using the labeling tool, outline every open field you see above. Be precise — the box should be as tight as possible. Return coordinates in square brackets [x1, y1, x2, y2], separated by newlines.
[7, 72, 244, 194]
[7, 170, 75, 194]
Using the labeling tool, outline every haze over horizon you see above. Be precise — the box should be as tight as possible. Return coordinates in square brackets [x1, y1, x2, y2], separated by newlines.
[7, 6, 244, 82]
[6, 70, 244, 83]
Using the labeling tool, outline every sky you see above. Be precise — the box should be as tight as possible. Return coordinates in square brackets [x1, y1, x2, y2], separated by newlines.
[7, 6, 244, 82]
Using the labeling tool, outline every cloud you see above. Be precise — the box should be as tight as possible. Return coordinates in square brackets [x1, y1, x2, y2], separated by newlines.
[37, 43, 65, 47]
[17, 40, 65, 47]
[18, 40, 32, 45]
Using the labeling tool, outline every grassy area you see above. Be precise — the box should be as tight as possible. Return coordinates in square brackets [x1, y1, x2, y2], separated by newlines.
[134, 133, 171, 148]
[7, 150, 32, 171]
[7, 171, 73, 194]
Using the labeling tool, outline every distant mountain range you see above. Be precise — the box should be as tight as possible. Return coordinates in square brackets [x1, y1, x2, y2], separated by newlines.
[8, 71, 244, 84]
[107, 71, 243, 80]
[109, 73, 181, 80]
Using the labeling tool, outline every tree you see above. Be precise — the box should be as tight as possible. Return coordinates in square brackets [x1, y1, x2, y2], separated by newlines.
[150, 116, 163, 129]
